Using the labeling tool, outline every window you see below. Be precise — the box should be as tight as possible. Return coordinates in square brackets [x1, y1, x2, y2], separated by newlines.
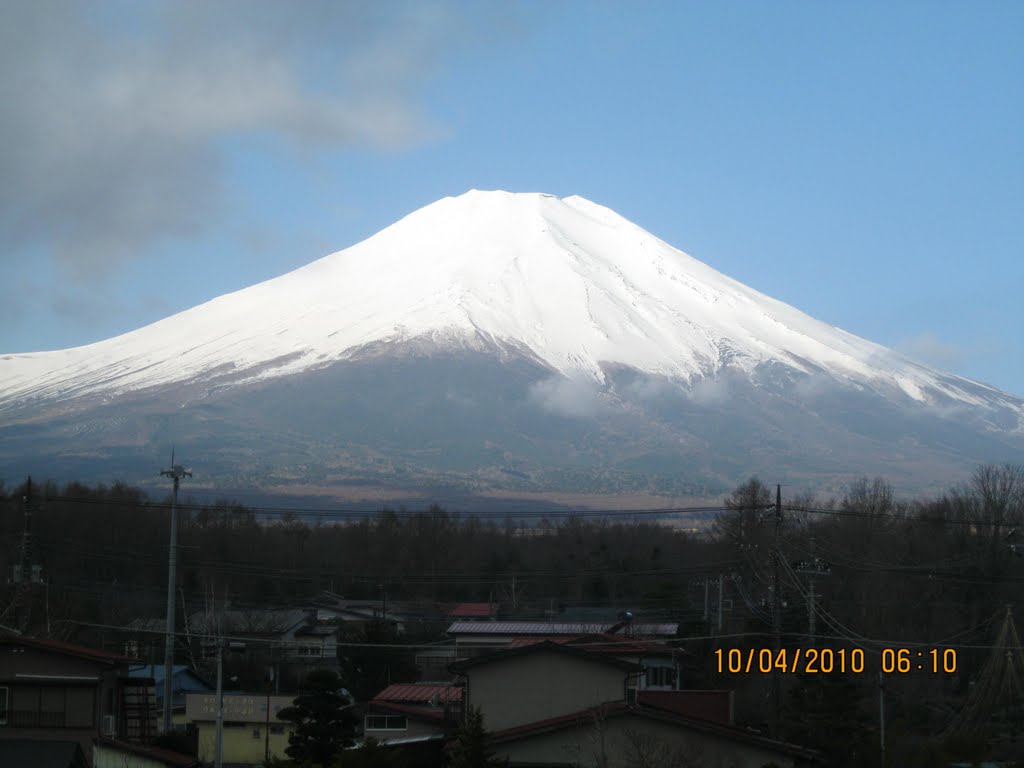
[0, 687, 7, 726]
[645, 666, 675, 688]
[7, 686, 91, 728]
[270, 724, 285, 735]
[365, 715, 407, 731]
[252, 727, 262, 739]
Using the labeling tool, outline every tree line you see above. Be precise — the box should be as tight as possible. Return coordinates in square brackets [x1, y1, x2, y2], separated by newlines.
[1, 464, 1023, 766]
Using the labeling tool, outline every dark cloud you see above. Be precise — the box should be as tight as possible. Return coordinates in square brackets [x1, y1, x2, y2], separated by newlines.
[0, 0, 473, 276]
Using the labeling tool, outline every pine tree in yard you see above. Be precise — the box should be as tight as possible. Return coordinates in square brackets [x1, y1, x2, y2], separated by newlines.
[277, 669, 357, 767]
[447, 708, 508, 768]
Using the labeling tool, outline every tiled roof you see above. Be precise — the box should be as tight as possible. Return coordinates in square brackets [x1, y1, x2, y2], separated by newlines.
[447, 603, 499, 618]
[447, 621, 677, 637]
[0, 633, 134, 664]
[373, 683, 462, 704]
[506, 636, 576, 647]
[488, 702, 821, 760]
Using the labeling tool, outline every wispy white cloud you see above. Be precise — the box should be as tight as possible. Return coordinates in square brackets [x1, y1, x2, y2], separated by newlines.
[894, 332, 965, 369]
[529, 375, 611, 419]
[0, 0, 478, 277]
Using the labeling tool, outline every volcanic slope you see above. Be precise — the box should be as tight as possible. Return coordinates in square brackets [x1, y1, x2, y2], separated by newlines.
[2, 191, 1022, 499]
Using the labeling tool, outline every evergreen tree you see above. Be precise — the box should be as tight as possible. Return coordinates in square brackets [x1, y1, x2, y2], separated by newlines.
[337, 620, 418, 702]
[277, 669, 357, 767]
[447, 708, 507, 768]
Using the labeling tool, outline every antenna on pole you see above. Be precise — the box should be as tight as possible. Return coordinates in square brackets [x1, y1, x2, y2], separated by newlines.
[160, 448, 192, 734]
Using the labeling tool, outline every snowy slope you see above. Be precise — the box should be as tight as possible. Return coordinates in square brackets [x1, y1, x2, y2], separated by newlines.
[1, 190, 1020, 418]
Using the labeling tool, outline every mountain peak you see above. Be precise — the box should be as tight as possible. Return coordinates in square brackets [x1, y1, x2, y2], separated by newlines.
[1, 192, 1021, 423]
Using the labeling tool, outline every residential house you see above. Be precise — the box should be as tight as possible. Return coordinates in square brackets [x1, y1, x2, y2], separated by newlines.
[126, 608, 342, 692]
[363, 682, 462, 744]
[128, 664, 212, 725]
[0, 633, 159, 766]
[425, 620, 678, 685]
[185, 691, 295, 766]
[186, 609, 340, 673]
[507, 633, 685, 691]
[449, 640, 820, 768]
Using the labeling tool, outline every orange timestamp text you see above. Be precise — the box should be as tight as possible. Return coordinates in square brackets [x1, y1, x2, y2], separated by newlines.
[713, 647, 957, 675]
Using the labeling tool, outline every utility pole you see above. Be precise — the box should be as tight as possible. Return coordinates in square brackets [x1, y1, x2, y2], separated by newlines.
[717, 573, 724, 634]
[160, 451, 191, 734]
[214, 639, 225, 768]
[795, 536, 830, 648]
[265, 687, 271, 763]
[771, 484, 782, 739]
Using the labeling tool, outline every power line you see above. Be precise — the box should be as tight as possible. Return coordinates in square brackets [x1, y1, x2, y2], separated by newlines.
[33, 494, 731, 520]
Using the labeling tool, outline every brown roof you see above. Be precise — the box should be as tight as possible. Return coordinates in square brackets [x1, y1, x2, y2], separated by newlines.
[0, 633, 134, 665]
[447, 603, 499, 618]
[374, 683, 463, 705]
[449, 640, 640, 673]
[637, 690, 732, 725]
[488, 702, 821, 761]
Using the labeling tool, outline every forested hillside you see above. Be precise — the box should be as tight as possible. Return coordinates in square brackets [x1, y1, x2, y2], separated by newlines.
[1, 466, 1023, 766]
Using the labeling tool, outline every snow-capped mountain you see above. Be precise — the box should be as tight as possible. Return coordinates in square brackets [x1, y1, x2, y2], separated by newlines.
[2, 191, 1022, 500]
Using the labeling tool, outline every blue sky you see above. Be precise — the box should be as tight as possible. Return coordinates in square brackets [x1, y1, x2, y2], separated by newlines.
[2, 1, 1022, 395]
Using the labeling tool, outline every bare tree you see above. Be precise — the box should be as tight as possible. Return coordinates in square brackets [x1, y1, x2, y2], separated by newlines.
[623, 728, 704, 768]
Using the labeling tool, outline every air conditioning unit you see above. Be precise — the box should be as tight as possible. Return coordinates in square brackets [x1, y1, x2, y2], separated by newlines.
[101, 714, 116, 737]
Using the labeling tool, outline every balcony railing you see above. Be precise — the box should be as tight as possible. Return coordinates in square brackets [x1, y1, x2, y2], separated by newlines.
[8, 709, 69, 728]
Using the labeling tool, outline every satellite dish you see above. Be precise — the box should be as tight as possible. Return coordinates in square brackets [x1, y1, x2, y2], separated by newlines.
[430, 693, 441, 708]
